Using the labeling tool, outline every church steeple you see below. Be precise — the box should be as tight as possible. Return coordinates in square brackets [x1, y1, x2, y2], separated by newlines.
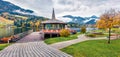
[52, 8, 56, 20]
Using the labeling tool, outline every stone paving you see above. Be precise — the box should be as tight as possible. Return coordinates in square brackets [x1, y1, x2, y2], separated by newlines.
[0, 32, 72, 57]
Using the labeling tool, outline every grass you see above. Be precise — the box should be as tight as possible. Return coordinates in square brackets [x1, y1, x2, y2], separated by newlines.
[0, 43, 11, 51]
[44, 32, 82, 44]
[61, 39, 120, 57]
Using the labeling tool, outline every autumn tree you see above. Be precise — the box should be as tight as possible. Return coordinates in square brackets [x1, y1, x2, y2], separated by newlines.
[96, 9, 118, 44]
[30, 21, 34, 28]
[35, 20, 41, 31]
[35, 20, 41, 28]
[81, 26, 86, 33]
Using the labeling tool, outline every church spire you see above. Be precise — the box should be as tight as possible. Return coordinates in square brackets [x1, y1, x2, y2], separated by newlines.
[52, 8, 56, 20]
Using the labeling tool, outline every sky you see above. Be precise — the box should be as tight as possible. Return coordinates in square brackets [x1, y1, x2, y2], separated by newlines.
[4, 0, 120, 18]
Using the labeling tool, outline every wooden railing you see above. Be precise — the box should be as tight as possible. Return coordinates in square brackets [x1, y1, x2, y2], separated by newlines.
[0, 30, 33, 43]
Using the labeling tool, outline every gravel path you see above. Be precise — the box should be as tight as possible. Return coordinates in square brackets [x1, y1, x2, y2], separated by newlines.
[0, 32, 72, 57]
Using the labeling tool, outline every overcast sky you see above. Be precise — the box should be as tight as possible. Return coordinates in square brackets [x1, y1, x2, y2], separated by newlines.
[4, 0, 120, 18]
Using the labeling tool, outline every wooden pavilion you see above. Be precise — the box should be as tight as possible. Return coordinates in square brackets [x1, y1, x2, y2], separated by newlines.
[41, 8, 66, 38]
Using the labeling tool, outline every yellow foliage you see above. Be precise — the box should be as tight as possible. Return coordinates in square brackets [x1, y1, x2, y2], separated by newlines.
[96, 9, 120, 29]
[113, 13, 120, 25]
[60, 29, 70, 37]
[0, 17, 13, 25]
[30, 21, 34, 27]
[96, 19, 106, 28]
[35, 21, 41, 27]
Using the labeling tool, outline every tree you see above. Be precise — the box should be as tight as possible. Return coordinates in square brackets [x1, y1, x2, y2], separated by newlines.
[81, 26, 86, 33]
[35, 20, 41, 31]
[29, 21, 34, 28]
[113, 12, 120, 26]
[96, 9, 117, 44]
[35, 21, 41, 28]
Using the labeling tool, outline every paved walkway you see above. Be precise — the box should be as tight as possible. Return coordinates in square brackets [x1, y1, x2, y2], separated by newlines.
[0, 32, 72, 57]
[50, 34, 107, 49]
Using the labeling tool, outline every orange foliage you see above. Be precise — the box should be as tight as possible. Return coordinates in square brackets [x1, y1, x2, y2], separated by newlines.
[113, 13, 120, 25]
[35, 21, 41, 27]
[0, 36, 14, 43]
[96, 9, 120, 29]
[1, 37, 10, 43]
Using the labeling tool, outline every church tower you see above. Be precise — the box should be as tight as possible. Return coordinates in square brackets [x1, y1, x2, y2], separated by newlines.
[52, 8, 56, 20]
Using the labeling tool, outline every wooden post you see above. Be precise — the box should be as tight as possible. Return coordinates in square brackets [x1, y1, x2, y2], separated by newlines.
[44, 24, 45, 29]
[57, 34, 59, 37]
[8, 39, 10, 44]
[40, 32, 44, 40]
[50, 34, 52, 38]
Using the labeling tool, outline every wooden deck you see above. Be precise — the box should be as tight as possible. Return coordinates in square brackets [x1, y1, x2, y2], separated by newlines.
[0, 32, 72, 57]
[16, 32, 44, 43]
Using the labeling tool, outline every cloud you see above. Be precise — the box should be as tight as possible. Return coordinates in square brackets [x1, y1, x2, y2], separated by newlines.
[4, 0, 120, 18]
[53, 0, 120, 17]
[4, 0, 53, 18]
[57, 16, 72, 22]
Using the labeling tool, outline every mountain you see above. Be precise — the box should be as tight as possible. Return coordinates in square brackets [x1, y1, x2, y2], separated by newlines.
[0, 0, 34, 15]
[0, 0, 49, 21]
[61, 15, 99, 25]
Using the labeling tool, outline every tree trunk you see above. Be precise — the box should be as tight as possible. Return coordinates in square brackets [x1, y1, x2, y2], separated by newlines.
[108, 28, 111, 44]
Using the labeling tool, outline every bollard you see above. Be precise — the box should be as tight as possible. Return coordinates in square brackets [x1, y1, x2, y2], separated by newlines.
[7, 39, 10, 44]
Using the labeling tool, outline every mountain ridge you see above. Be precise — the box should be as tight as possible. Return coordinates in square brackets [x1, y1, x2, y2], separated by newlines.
[61, 15, 99, 25]
[0, 0, 34, 15]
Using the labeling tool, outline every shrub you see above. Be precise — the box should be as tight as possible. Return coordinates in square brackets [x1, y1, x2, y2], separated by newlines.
[1, 37, 10, 43]
[86, 34, 96, 37]
[60, 29, 70, 37]
[92, 32, 104, 35]
[81, 26, 86, 33]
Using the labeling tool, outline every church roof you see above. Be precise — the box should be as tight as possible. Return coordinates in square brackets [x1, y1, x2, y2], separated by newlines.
[41, 8, 66, 24]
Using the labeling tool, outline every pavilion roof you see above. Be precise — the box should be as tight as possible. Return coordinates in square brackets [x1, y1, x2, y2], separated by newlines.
[41, 8, 66, 24]
[41, 19, 66, 24]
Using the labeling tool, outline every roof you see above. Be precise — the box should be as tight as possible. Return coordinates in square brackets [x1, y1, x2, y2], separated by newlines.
[41, 19, 66, 24]
[41, 8, 66, 24]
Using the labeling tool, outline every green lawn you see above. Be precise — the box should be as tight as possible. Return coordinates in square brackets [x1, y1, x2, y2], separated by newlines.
[61, 39, 120, 57]
[0, 43, 10, 51]
[44, 33, 82, 44]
